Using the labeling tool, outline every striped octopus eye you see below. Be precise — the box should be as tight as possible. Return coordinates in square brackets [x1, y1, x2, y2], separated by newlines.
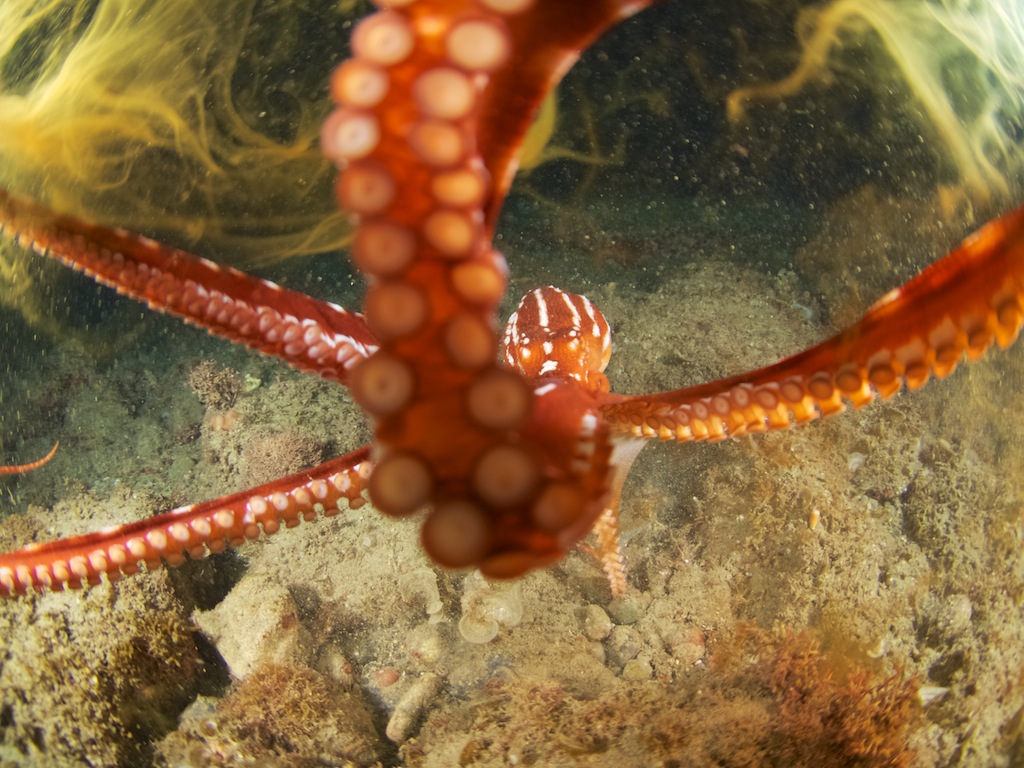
[502, 287, 613, 392]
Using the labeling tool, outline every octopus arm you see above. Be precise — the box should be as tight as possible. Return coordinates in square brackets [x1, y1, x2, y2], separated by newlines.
[475, 0, 665, 223]
[602, 204, 1024, 442]
[0, 447, 372, 596]
[0, 441, 59, 475]
[0, 189, 379, 385]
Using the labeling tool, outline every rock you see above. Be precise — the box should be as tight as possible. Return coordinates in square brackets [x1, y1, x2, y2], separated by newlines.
[622, 657, 653, 681]
[607, 594, 644, 625]
[194, 574, 311, 679]
[387, 672, 443, 743]
[607, 625, 643, 667]
[583, 604, 613, 641]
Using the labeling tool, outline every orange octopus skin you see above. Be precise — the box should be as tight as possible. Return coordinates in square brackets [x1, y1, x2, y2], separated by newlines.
[0, 0, 1023, 598]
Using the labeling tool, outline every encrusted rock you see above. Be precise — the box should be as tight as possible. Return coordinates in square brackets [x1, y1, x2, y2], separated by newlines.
[607, 625, 643, 667]
[158, 664, 384, 766]
[194, 574, 312, 679]
[0, 574, 199, 768]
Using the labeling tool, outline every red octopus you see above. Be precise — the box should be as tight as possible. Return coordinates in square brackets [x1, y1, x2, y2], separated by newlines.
[1, 0, 1023, 599]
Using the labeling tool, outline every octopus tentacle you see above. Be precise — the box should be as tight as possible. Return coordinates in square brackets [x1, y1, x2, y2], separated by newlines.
[0, 190, 379, 385]
[0, 448, 372, 596]
[502, 285, 636, 593]
[471, 0, 667, 221]
[325, 0, 656, 577]
[0, 441, 59, 476]
[602, 204, 1024, 442]
[589, 506, 627, 598]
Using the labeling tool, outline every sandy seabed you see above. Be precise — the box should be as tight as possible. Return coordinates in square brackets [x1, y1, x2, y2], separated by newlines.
[0, 177, 1022, 767]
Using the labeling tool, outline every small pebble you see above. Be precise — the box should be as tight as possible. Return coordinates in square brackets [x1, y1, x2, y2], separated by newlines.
[664, 624, 706, 666]
[622, 658, 653, 681]
[918, 685, 950, 706]
[938, 594, 973, 634]
[583, 604, 613, 641]
[866, 636, 889, 659]
[372, 667, 401, 688]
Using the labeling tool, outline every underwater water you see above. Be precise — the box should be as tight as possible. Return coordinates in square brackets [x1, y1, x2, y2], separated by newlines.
[0, 0, 1023, 766]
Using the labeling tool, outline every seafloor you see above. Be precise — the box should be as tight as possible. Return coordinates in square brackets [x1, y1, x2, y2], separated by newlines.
[2, 3, 1024, 767]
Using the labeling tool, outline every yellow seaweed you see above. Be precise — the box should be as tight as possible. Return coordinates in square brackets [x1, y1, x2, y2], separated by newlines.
[519, 91, 559, 173]
[0, 0, 350, 265]
[726, 0, 1024, 203]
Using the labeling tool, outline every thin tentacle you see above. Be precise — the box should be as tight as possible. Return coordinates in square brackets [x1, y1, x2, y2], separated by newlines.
[0, 441, 59, 475]
[602, 204, 1024, 442]
[0, 190, 379, 385]
[0, 447, 372, 596]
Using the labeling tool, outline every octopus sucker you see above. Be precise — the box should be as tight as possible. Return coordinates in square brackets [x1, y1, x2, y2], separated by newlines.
[351, 354, 416, 416]
[408, 121, 468, 167]
[331, 59, 390, 107]
[413, 67, 476, 119]
[472, 444, 539, 507]
[336, 162, 398, 215]
[465, 370, 531, 430]
[421, 500, 493, 568]
[365, 281, 430, 339]
[422, 208, 478, 256]
[444, 18, 512, 73]
[444, 312, 496, 368]
[370, 452, 435, 517]
[351, 11, 417, 67]
[352, 220, 418, 275]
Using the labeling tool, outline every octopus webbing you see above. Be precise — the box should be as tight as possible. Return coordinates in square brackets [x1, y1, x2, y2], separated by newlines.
[0, 0, 1023, 599]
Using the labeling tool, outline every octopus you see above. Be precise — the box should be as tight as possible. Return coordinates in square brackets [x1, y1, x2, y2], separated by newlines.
[0, 0, 1022, 606]
[0, 441, 58, 476]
